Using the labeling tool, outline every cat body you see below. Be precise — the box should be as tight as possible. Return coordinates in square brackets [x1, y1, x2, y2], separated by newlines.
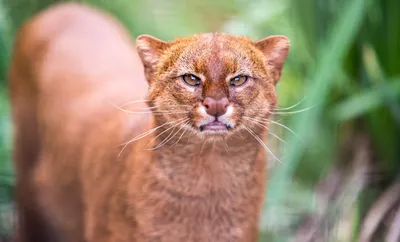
[9, 2, 289, 242]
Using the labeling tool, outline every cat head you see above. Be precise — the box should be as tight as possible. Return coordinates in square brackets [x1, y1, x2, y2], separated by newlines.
[136, 33, 289, 139]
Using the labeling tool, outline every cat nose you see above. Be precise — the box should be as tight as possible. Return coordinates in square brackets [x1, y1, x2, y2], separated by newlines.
[203, 97, 229, 117]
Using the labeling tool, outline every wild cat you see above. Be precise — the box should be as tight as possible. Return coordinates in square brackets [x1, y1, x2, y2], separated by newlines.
[9, 2, 289, 242]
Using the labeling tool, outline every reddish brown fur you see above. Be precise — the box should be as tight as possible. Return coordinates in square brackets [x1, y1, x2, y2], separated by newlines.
[9, 2, 289, 242]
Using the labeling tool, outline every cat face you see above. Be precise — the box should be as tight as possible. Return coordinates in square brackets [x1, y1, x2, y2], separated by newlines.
[136, 33, 289, 139]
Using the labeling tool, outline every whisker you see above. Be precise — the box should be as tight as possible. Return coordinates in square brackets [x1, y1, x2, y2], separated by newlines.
[274, 96, 308, 110]
[270, 105, 316, 115]
[200, 140, 208, 154]
[252, 105, 315, 114]
[115, 107, 189, 115]
[156, 123, 191, 148]
[148, 126, 177, 150]
[268, 131, 286, 144]
[243, 116, 284, 126]
[149, 121, 190, 150]
[172, 121, 190, 146]
[243, 116, 268, 123]
[136, 104, 192, 110]
[243, 125, 282, 163]
[244, 117, 286, 144]
[243, 116, 272, 126]
[237, 131, 246, 140]
[118, 99, 150, 108]
[141, 111, 189, 114]
[145, 118, 190, 150]
[268, 120, 300, 140]
[223, 140, 230, 153]
[118, 118, 184, 157]
[251, 96, 309, 113]
[244, 116, 299, 139]
[109, 100, 189, 114]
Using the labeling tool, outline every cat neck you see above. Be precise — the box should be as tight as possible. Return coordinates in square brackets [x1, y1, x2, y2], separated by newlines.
[144, 127, 266, 197]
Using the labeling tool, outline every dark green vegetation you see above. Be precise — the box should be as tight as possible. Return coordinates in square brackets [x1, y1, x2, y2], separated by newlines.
[0, 0, 399, 241]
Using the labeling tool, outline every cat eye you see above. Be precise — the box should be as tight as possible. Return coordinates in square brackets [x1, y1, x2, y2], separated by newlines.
[229, 75, 248, 87]
[182, 74, 201, 86]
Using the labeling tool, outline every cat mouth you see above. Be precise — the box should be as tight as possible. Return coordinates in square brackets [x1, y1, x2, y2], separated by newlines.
[200, 121, 230, 132]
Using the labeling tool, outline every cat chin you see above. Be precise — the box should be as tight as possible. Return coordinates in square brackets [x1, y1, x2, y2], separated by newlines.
[200, 130, 230, 135]
[195, 128, 236, 141]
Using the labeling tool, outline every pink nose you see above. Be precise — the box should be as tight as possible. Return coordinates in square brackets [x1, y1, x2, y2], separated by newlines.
[203, 97, 229, 117]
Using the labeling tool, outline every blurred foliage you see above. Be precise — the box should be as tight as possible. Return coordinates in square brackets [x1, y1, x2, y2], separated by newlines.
[0, 0, 399, 241]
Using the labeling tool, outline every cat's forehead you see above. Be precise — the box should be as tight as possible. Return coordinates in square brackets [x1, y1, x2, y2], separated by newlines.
[169, 33, 261, 80]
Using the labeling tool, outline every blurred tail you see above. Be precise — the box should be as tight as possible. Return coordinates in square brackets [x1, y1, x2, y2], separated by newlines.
[7, 13, 52, 242]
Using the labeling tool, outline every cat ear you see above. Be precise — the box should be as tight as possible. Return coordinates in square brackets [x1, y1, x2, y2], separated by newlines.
[255, 35, 290, 85]
[136, 35, 169, 82]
